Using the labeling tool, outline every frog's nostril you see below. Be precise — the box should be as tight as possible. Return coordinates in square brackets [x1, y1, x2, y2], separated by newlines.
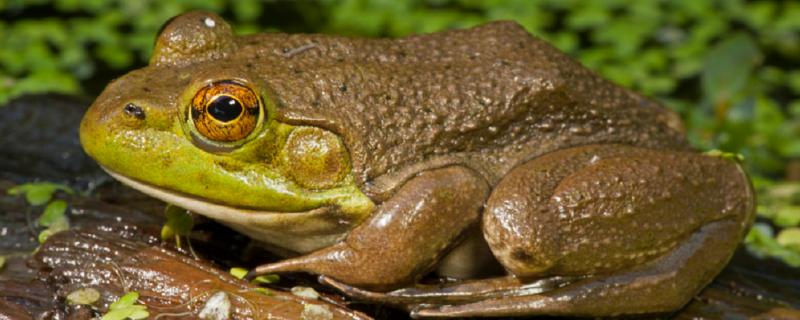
[123, 103, 146, 120]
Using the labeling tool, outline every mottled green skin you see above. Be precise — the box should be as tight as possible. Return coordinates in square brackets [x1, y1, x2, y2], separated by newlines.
[81, 11, 756, 317]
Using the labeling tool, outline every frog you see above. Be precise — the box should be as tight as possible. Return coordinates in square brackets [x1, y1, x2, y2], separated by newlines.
[79, 11, 755, 318]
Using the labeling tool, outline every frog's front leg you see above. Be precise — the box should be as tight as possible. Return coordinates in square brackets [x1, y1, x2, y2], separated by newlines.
[251, 166, 490, 291]
[416, 144, 755, 317]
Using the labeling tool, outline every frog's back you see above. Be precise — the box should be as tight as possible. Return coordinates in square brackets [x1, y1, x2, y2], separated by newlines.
[238, 22, 686, 185]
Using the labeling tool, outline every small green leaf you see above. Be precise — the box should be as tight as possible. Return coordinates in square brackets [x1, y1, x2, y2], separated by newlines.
[127, 308, 149, 319]
[160, 225, 175, 240]
[566, 2, 610, 30]
[38, 229, 56, 244]
[109, 291, 139, 309]
[745, 223, 800, 267]
[39, 200, 67, 227]
[161, 204, 194, 241]
[229, 267, 248, 280]
[704, 149, 745, 163]
[100, 309, 134, 320]
[775, 206, 800, 228]
[777, 228, 800, 251]
[301, 304, 332, 320]
[38, 218, 70, 243]
[0, 256, 5, 270]
[67, 288, 100, 305]
[291, 286, 320, 300]
[702, 33, 760, 107]
[7, 182, 73, 206]
[229, 267, 278, 285]
[788, 71, 800, 94]
[26, 187, 56, 205]
[37, 200, 70, 243]
[102, 292, 148, 320]
[252, 274, 280, 285]
[101, 306, 149, 320]
[166, 205, 194, 236]
[232, 0, 263, 22]
[253, 287, 271, 296]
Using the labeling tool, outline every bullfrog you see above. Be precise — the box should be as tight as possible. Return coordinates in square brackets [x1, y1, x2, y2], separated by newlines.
[80, 11, 755, 318]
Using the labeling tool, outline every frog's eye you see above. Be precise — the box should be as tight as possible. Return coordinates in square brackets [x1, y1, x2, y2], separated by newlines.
[190, 81, 261, 142]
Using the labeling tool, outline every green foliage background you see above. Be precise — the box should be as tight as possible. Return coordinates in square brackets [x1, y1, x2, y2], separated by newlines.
[2, 0, 800, 265]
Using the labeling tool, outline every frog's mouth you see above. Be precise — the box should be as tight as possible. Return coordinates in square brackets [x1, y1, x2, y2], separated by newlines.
[101, 166, 350, 254]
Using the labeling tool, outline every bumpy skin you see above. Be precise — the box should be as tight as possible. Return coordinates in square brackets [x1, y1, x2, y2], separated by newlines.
[80, 11, 756, 318]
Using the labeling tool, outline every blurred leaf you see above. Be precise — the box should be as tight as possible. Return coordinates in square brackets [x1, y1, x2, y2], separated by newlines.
[482, 1, 551, 33]
[39, 200, 68, 227]
[230, 267, 248, 279]
[160, 205, 195, 252]
[252, 273, 280, 285]
[788, 71, 800, 94]
[66, 288, 100, 305]
[102, 292, 148, 320]
[775, 206, 800, 228]
[777, 228, 800, 251]
[742, 1, 777, 30]
[702, 33, 760, 108]
[754, 95, 784, 136]
[161, 204, 193, 241]
[291, 286, 321, 300]
[253, 287, 271, 295]
[109, 291, 141, 309]
[548, 32, 578, 53]
[669, 0, 712, 19]
[7, 182, 73, 206]
[774, 2, 800, 32]
[704, 149, 745, 163]
[789, 100, 800, 118]
[38, 218, 70, 244]
[566, 2, 610, 30]
[593, 19, 650, 57]
[745, 223, 800, 267]
[302, 304, 332, 319]
[229, 267, 278, 285]
[232, 0, 262, 23]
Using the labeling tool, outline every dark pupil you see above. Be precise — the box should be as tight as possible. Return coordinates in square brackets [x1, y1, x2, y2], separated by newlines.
[207, 95, 243, 122]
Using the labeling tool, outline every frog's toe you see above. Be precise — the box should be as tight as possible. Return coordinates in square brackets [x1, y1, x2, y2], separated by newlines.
[319, 275, 395, 302]
[411, 303, 484, 318]
[251, 257, 310, 276]
[410, 297, 547, 319]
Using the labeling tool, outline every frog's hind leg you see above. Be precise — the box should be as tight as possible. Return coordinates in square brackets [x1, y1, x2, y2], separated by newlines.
[318, 218, 744, 316]
[414, 144, 755, 317]
[413, 218, 745, 317]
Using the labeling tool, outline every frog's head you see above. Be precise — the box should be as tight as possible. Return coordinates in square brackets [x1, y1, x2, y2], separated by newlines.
[79, 11, 374, 253]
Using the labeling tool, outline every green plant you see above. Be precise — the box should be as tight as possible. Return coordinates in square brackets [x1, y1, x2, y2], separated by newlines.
[7, 182, 74, 243]
[101, 292, 149, 320]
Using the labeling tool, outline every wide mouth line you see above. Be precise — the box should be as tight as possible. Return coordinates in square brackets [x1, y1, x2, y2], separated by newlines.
[100, 165, 328, 216]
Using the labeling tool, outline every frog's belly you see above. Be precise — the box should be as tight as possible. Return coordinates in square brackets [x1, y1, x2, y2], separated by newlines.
[224, 221, 346, 255]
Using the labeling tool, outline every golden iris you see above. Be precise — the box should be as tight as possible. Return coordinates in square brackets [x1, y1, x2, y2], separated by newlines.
[190, 81, 261, 142]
